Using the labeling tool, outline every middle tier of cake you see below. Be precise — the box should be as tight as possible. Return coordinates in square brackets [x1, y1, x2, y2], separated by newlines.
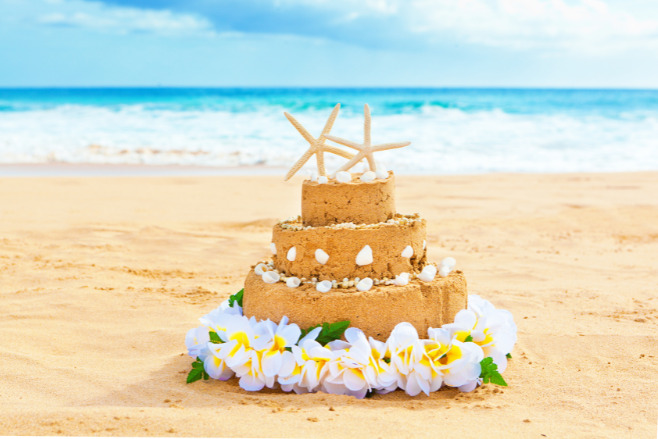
[271, 214, 428, 280]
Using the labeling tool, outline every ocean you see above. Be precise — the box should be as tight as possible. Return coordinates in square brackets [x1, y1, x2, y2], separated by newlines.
[1, 87, 657, 174]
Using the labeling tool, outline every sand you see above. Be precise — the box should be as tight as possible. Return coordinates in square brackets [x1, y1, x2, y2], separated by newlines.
[0, 172, 656, 438]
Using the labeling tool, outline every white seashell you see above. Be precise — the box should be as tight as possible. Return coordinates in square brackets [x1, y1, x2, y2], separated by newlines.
[394, 272, 410, 286]
[401, 245, 414, 258]
[262, 271, 280, 284]
[355, 245, 373, 266]
[270, 242, 277, 255]
[441, 257, 457, 270]
[439, 265, 452, 277]
[335, 171, 352, 183]
[316, 280, 332, 293]
[287, 246, 297, 262]
[375, 166, 389, 180]
[423, 240, 427, 250]
[254, 263, 268, 276]
[360, 171, 376, 183]
[356, 277, 373, 292]
[418, 265, 437, 282]
[286, 277, 301, 288]
[315, 249, 330, 265]
[318, 176, 328, 184]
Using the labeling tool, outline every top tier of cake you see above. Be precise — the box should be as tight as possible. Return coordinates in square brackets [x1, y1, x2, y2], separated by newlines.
[301, 171, 395, 227]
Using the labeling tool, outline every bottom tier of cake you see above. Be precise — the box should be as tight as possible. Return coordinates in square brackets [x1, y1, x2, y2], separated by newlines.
[242, 269, 468, 339]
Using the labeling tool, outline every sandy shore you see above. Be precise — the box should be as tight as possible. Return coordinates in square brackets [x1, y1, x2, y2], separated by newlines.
[1, 172, 656, 438]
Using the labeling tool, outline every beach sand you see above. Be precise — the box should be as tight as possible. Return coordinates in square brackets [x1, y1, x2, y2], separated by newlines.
[0, 172, 656, 438]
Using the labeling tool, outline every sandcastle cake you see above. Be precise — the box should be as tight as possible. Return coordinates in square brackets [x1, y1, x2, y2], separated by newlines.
[243, 171, 467, 339]
[185, 104, 517, 398]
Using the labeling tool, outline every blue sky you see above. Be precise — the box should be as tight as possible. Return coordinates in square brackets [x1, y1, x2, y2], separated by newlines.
[1, 0, 657, 87]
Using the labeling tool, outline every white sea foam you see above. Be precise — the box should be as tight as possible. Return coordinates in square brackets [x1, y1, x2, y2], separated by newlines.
[1, 104, 657, 173]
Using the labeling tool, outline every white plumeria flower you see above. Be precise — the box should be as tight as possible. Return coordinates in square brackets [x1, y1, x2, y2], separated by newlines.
[368, 336, 398, 393]
[251, 316, 301, 378]
[213, 314, 257, 369]
[424, 327, 483, 391]
[321, 328, 385, 398]
[232, 349, 275, 391]
[279, 327, 336, 394]
[384, 322, 432, 396]
[205, 343, 235, 381]
[443, 295, 517, 372]
[185, 326, 211, 360]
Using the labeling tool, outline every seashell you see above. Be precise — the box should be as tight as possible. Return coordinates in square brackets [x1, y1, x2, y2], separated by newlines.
[394, 272, 410, 286]
[335, 171, 352, 183]
[375, 167, 389, 180]
[312, 277, 318, 282]
[318, 176, 328, 184]
[441, 257, 457, 270]
[401, 245, 414, 258]
[315, 249, 330, 265]
[360, 171, 376, 183]
[341, 281, 350, 289]
[356, 277, 373, 292]
[254, 263, 268, 276]
[316, 280, 332, 293]
[343, 278, 349, 283]
[287, 246, 297, 262]
[439, 265, 452, 277]
[355, 245, 373, 266]
[262, 271, 280, 284]
[286, 277, 301, 288]
[332, 280, 338, 287]
[270, 242, 277, 255]
[347, 280, 355, 287]
[418, 265, 437, 282]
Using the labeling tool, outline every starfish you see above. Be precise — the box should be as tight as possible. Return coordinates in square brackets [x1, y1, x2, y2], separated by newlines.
[283, 104, 354, 181]
[325, 104, 411, 172]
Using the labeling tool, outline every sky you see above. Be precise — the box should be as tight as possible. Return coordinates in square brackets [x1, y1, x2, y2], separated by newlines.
[1, 0, 657, 87]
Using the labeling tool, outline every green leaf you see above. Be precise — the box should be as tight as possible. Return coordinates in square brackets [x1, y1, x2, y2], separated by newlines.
[228, 289, 244, 308]
[209, 331, 224, 344]
[464, 335, 474, 342]
[300, 321, 350, 345]
[506, 353, 512, 359]
[316, 321, 350, 345]
[479, 357, 508, 387]
[187, 357, 207, 384]
[489, 372, 507, 386]
[187, 367, 203, 384]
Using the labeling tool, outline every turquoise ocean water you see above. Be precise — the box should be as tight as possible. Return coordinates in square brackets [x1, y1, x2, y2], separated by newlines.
[0, 88, 657, 174]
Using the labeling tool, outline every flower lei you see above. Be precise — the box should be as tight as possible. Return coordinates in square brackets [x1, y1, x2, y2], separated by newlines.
[185, 293, 517, 398]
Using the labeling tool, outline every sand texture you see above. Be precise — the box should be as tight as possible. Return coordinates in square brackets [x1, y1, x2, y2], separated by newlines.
[301, 172, 395, 226]
[0, 172, 657, 438]
[243, 270, 466, 339]
[271, 216, 427, 279]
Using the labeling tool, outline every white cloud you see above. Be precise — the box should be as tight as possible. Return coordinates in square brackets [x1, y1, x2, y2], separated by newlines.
[400, 0, 658, 53]
[34, 0, 212, 36]
[261, 0, 658, 53]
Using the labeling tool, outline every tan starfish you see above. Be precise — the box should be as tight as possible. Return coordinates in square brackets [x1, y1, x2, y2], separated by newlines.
[325, 104, 410, 172]
[283, 104, 354, 181]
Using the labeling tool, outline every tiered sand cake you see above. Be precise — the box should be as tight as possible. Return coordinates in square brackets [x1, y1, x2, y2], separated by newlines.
[243, 171, 467, 339]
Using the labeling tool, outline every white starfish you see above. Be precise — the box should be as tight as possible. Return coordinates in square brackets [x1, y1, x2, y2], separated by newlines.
[325, 104, 411, 172]
[284, 104, 354, 181]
